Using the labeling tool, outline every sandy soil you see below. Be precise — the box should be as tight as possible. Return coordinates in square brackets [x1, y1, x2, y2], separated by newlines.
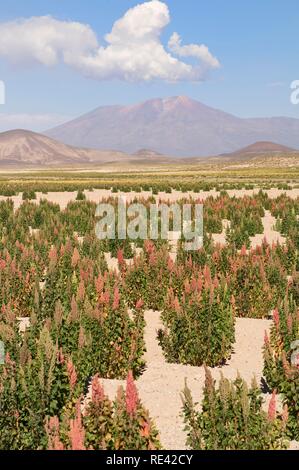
[104, 252, 119, 273]
[101, 311, 271, 450]
[17, 317, 30, 333]
[211, 219, 230, 245]
[98, 221, 297, 449]
[210, 211, 285, 249]
[250, 210, 286, 248]
[4, 188, 297, 449]
[1, 187, 299, 211]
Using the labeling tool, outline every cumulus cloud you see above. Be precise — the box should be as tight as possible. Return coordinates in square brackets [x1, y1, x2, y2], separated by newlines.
[0, 113, 72, 133]
[0, 17, 98, 67]
[168, 32, 220, 69]
[0, 0, 220, 82]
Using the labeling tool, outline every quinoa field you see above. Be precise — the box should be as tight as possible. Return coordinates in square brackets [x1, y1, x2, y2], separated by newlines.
[0, 169, 298, 451]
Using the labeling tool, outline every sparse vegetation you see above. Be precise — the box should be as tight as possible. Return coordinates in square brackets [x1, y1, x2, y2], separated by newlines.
[182, 368, 289, 450]
[0, 172, 298, 450]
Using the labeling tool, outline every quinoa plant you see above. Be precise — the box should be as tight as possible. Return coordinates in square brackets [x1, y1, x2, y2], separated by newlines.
[182, 368, 289, 450]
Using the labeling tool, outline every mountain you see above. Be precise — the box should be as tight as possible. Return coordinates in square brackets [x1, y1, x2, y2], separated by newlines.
[45, 96, 299, 157]
[220, 141, 296, 160]
[0, 129, 297, 168]
[0, 129, 87, 166]
[202, 141, 299, 168]
[0, 129, 172, 167]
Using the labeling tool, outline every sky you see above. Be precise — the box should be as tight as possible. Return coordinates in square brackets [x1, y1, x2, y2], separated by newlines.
[0, 0, 298, 132]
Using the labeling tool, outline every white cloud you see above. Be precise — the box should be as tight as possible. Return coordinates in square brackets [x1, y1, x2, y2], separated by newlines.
[0, 0, 220, 82]
[0, 16, 98, 67]
[168, 32, 220, 69]
[0, 113, 72, 133]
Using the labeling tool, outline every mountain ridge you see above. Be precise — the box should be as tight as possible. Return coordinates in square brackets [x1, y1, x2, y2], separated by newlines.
[220, 141, 296, 159]
[45, 96, 299, 157]
[0, 129, 168, 167]
[0, 129, 298, 168]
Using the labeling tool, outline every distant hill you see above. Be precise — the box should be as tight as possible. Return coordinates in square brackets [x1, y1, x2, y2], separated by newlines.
[133, 148, 163, 156]
[202, 141, 299, 168]
[0, 129, 297, 168]
[45, 96, 299, 157]
[0, 129, 89, 166]
[0, 129, 172, 167]
[220, 141, 296, 160]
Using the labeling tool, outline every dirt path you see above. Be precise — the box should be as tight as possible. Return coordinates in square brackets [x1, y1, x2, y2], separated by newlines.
[211, 211, 285, 249]
[211, 219, 230, 246]
[102, 311, 271, 450]
[250, 210, 285, 248]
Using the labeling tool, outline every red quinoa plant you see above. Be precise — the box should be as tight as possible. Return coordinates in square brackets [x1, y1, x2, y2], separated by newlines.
[45, 373, 161, 450]
[0, 327, 81, 449]
[182, 368, 289, 450]
[263, 294, 299, 439]
[158, 266, 235, 367]
[123, 240, 171, 310]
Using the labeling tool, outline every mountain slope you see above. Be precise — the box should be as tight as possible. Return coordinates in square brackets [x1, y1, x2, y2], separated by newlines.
[0, 129, 172, 167]
[0, 129, 90, 165]
[200, 141, 299, 168]
[220, 141, 296, 159]
[46, 96, 299, 157]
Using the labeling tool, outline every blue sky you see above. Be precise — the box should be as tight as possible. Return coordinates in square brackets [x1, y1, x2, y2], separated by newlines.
[0, 0, 298, 131]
